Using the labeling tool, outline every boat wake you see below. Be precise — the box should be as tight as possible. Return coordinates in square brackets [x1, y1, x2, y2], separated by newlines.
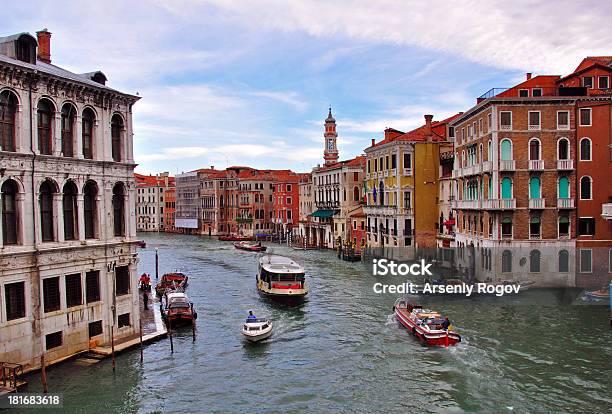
[385, 313, 397, 326]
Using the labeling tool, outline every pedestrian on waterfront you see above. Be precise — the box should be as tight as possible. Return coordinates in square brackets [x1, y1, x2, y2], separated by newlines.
[143, 291, 149, 310]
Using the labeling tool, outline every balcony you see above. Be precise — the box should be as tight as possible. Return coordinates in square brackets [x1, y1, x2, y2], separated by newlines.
[499, 160, 515, 171]
[529, 198, 545, 209]
[403, 168, 412, 176]
[602, 203, 612, 220]
[363, 205, 397, 216]
[481, 198, 516, 210]
[528, 159, 544, 171]
[453, 199, 480, 210]
[390, 168, 397, 176]
[463, 164, 480, 176]
[452, 168, 461, 178]
[398, 207, 413, 216]
[557, 198, 575, 209]
[482, 161, 492, 172]
[557, 159, 574, 170]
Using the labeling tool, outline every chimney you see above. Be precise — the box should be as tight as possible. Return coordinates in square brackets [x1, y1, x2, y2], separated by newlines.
[371, 138, 375, 147]
[36, 29, 52, 63]
[424, 114, 433, 139]
[526, 72, 532, 81]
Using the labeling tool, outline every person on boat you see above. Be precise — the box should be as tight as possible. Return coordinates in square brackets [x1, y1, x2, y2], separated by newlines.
[442, 317, 451, 330]
[247, 311, 257, 321]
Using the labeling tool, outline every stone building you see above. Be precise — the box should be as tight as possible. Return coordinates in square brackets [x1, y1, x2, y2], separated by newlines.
[175, 171, 199, 234]
[364, 115, 457, 259]
[135, 172, 173, 232]
[296, 173, 313, 244]
[0, 30, 140, 370]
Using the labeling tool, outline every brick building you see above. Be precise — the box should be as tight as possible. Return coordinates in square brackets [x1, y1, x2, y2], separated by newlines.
[451, 58, 611, 287]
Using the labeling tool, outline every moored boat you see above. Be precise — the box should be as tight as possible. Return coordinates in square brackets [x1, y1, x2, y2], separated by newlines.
[136, 240, 146, 248]
[219, 234, 253, 242]
[155, 272, 188, 297]
[242, 317, 273, 342]
[161, 292, 197, 327]
[583, 285, 610, 301]
[394, 298, 461, 346]
[257, 255, 308, 301]
[234, 241, 267, 252]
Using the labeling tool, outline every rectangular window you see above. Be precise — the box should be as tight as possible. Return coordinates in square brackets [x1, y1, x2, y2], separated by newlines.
[391, 154, 397, 169]
[45, 331, 63, 350]
[599, 76, 610, 89]
[528, 111, 540, 129]
[532, 88, 542, 97]
[519, 89, 529, 97]
[115, 266, 130, 296]
[43, 277, 61, 313]
[118, 313, 131, 328]
[448, 126, 455, 138]
[487, 113, 492, 132]
[65, 273, 82, 308]
[286, 197, 292, 204]
[559, 220, 570, 237]
[578, 217, 595, 236]
[4, 281, 25, 320]
[88, 320, 103, 338]
[580, 249, 592, 273]
[582, 76, 594, 88]
[579, 108, 591, 126]
[557, 111, 569, 129]
[500, 112, 512, 130]
[403, 153, 412, 169]
[286, 184, 291, 192]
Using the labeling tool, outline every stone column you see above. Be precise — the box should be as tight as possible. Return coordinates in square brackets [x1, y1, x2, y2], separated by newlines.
[53, 112, 62, 157]
[77, 193, 85, 241]
[54, 193, 64, 242]
[75, 115, 84, 159]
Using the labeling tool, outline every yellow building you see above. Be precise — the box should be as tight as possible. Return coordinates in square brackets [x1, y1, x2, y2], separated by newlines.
[363, 114, 459, 257]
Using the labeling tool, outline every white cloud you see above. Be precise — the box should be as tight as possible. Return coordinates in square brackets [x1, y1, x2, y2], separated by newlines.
[193, 0, 612, 73]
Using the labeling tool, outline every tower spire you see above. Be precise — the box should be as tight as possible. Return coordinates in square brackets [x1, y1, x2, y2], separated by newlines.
[323, 107, 338, 165]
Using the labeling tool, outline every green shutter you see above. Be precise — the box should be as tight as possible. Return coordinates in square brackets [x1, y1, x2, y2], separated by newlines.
[501, 177, 512, 199]
[558, 177, 569, 198]
[529, 177, 541, 198]
[501, 140, 512, 161]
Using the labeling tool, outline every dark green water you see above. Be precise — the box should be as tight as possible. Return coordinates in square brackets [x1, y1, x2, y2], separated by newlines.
[22, 233, 611, 413]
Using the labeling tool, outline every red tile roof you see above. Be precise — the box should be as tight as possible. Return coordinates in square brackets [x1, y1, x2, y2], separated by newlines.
[316, 155, 365, 171]
[367, 114, 460, 150]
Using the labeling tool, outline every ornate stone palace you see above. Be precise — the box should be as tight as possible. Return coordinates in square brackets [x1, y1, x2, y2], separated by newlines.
[0, 30, 140, 370]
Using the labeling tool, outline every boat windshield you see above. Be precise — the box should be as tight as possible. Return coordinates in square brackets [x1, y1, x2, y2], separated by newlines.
[245, 317, 267, 323]
[269, 273, 305, 282]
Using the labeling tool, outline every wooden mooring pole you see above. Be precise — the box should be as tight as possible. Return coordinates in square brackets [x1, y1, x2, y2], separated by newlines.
[168, 320, 174, 353]
[155, 247, 159, 279]
[111, 325, 116, 371]
[139, 318, 144, 363]
[191, 304, 196, 342]
[40, 354, 48, 393]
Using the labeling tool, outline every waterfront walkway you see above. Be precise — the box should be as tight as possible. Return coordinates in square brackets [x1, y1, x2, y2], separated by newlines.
[91, 292, 167, 356]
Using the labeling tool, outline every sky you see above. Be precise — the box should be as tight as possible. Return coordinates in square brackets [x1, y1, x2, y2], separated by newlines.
[5, 0, 612, 174]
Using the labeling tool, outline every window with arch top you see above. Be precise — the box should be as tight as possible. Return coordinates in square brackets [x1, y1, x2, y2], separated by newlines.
[63, 181, 78, 240]
[82, 108, 95, 159]
[529, 138, 541, 160]
[500, 139, 512, 161]
[61, 104, 76, 157]
[40, 180, 55, 241]
[112, 183, 126, 237]
[557, 138, 569, 160]
[37, 99, 54, 155]
[580, 176, 592, 200]
[0, 90, 18, 152]
[111, 114, 123, 162]
[580, 138, 591, 161]
[1, 179, 19, 245]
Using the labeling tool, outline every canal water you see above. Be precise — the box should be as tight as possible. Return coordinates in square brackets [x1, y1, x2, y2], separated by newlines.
[23, 233, 611, 413]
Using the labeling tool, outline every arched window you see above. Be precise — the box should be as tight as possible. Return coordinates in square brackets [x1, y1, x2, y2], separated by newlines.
[379, 181, 384, 206]
[579, 138, 591, 161]
[61, 104, 76, 157]
[529, 138, 540, 160]
[40, 180, 55, 241]
[502, 250, 512, 273]
[500, 139, 512, 161]
[111, 114, 123, 162]
[557, 138, 569, 160]
[82, 108, 95, 159]
[487, 140, 492, 161]
[0, 90, 18, 152]
[112, 183, 125, 237]
[501, 177, 512, 199]
[353, 186, 360, 202]
[37, 99, 54, 155]
[1, 180, 19, 245]
[558, 177, 569, 199]
[558, 250, 569, 272]
[529, 249, 541, 272]
[529, 177, 541, 198]
[580, 176, 592, 200]
[63, 181, 78, 240]
[501, 216, 512, 238]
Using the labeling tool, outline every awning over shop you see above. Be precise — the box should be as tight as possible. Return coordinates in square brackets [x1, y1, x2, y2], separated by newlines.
[310, 210, 339, 218]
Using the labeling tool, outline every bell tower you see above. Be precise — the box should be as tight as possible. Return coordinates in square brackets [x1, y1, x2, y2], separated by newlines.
[323, 107, 339, 165]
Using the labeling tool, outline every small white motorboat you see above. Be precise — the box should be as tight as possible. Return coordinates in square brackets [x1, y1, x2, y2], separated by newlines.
[242, 317, 273, 342]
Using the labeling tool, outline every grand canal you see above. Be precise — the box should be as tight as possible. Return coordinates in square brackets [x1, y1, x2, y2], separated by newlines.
[23, 233, 611, 413]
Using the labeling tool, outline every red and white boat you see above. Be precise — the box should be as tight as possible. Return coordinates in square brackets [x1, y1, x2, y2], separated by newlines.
[234, 241, 267, 252]
[161, 292, 197, 327]
[394, 298, 461, 346]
